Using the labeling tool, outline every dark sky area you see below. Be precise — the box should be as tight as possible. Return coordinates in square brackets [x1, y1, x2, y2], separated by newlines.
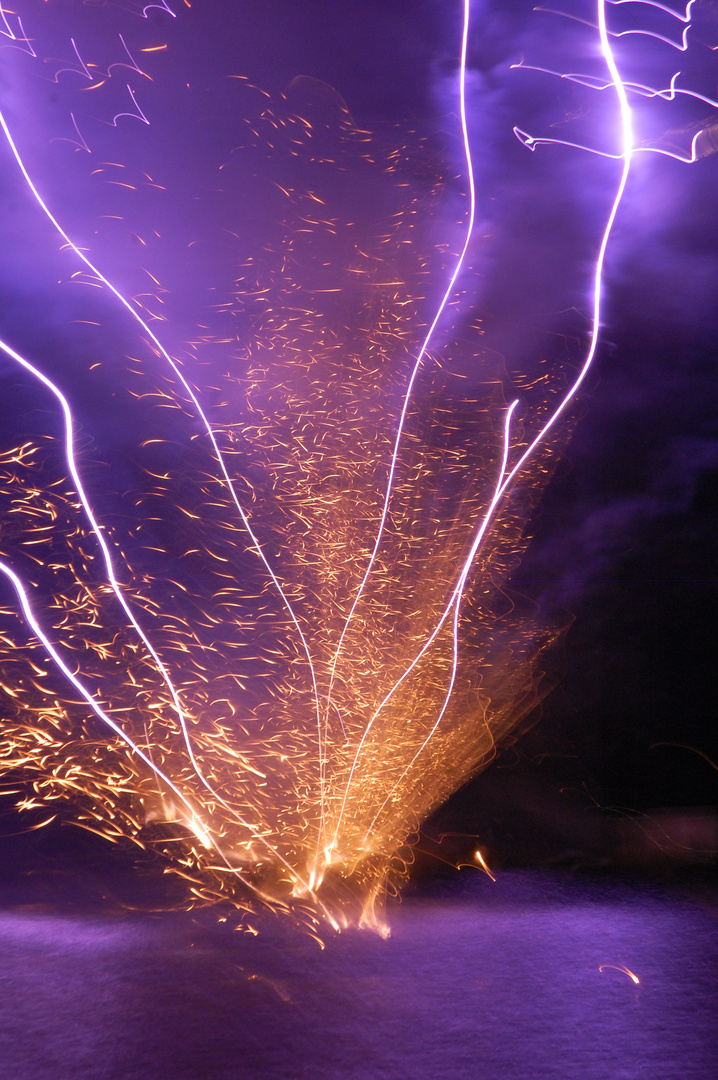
[0, 0, 716, 886]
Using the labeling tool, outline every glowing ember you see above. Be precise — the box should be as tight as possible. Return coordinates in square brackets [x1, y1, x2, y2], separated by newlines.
[598, 963, 641, 984]
[0, 1, 714, 931]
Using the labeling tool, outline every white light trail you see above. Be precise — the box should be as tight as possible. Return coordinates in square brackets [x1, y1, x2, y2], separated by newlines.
[321, 0, 477, 818]
[0, 93, 325, 831]
[331, 0, 639, 848]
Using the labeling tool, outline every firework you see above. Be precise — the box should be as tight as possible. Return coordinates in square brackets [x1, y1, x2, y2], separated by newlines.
[0, 1, 713, 932]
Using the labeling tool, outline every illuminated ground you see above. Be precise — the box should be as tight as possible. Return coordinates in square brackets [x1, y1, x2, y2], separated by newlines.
[0, 869, 715, 1080]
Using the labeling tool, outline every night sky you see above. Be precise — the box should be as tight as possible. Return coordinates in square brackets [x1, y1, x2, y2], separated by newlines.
[0, 0, 716, 887]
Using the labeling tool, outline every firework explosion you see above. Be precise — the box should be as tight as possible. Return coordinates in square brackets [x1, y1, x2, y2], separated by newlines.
[0, 1, 714, 932]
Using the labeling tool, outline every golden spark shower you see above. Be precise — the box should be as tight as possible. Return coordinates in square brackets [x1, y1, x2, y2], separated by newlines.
[0, 0, 713, 932]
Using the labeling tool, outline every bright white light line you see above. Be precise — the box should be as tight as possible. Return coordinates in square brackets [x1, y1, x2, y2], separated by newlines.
[0, 1, 33, 56]
[608, 0, 694, 22]
[0, 564, 198, 815]
[512, 68, 718, 164]
[331, 399, 516, 849]
[331, 0, 636, 850]
[0, 336, 334, 916]
[511, 62, 718, 110]
[0, 335, 206, 788]
[514, 125, 708, 164]
[321, 0, 476, 812]
[536, 0, 695, 51]
[359, 399, 519, 845]
[0, 102, 326, 830]
[0, 558, 273, 895]
[0, 331, 270, 855]
[142, 0, 176, 18]
[0, 2, 14, 39]
[0, 336, 245, 834]
[0, 556, 332, 915]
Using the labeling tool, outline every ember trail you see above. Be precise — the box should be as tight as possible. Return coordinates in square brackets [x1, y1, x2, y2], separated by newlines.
[0, 1, 714, 932]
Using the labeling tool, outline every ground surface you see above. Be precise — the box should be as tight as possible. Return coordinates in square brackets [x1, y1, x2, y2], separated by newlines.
[0, 869, 715, 1080]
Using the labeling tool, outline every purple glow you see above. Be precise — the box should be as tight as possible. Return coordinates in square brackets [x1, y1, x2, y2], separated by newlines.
[0, 53, 326, 838]
[0, 0, 715, 924]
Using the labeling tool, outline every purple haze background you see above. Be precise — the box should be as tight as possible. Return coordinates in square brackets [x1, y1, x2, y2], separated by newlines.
[0, 0, 715, 877]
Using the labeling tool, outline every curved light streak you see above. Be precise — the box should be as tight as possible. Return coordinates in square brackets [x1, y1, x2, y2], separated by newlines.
[515, 125, 710, 165]
[0, 337, 335, 914]
[536, 1, 695, 51]
[0, 335, 271, 850]
[511, 63, 718, 111]
[0, 3, 14, 39]
[359, 398, 520, 843]
[513, 3, 716, 163]
[0, 2, 33, 54]
[607, 0, 693, 22]
[0, 560, 219, 857]
[1, 0, 708, 917]
[330, 0, 636, 852]
[322, 0, 477, 796]
[0, 529, 334, 919]
[0, 104, 326, 830]
[141, 1, 176, 19]
[0, 335, 205, 778]
[330, 399, 518, 853]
